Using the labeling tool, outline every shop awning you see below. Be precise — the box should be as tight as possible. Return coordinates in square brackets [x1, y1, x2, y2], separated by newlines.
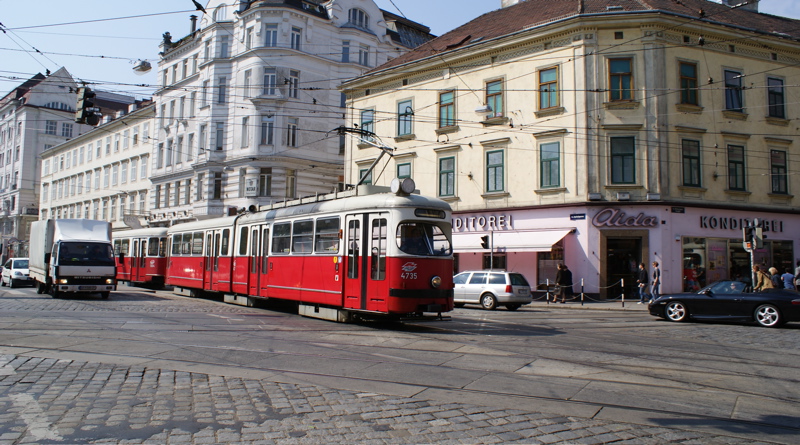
[452, 229, 573, 253]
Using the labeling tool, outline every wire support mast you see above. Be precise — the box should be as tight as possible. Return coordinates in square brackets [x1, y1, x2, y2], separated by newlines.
[332, 126, 395, 188]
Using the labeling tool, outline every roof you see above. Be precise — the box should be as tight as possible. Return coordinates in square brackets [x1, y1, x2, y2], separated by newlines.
[373, 0, 800, 72]
[0, 73, 46, 110]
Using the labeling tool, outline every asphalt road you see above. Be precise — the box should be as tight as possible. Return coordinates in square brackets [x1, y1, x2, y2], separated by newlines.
[0, 284, 798, 444]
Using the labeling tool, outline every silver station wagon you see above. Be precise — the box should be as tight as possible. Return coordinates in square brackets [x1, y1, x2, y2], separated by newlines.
[453, 270, 533, 310]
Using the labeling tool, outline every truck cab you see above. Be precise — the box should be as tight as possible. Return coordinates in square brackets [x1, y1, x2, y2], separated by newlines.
[49, 241, 116, 298]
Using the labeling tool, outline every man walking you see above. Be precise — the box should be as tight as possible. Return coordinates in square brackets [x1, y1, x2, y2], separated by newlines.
[555, 263, 573, 304]
[636, 262, 649, 304]
[651, 261, 661, 302]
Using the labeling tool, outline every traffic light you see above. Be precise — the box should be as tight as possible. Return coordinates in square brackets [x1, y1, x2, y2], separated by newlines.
[75, 87, 100, 125]
[480, 235, 489, 249]
[753, 226, 764, 249]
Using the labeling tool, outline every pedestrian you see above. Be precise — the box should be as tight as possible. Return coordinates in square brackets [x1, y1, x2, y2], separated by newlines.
[636, 262, 649, 304]
[795, 261, 800, 289]
[769, 267, 783, 289]
[753, 265, 774, 291]
[650, 261, 661, 302]
[781, 268, 795, 290]
[554, 263, 573, 303]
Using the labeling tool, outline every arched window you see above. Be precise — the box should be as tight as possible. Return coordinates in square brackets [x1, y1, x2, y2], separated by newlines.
[348, 8, 369, 29]
[213, 5, 228, 22]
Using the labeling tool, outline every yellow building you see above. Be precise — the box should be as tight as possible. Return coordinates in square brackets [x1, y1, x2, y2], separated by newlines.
[341, 0, 800, 297]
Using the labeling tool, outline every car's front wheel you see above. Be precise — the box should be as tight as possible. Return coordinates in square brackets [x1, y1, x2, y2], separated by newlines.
[665, 301, 688, 322]
[754, 304, 782, 327]
[480, 293, 497, 310]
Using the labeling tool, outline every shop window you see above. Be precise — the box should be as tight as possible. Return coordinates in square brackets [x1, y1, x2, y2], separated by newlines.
[482, 253, 506, 271]
[537, 239, 564, 290]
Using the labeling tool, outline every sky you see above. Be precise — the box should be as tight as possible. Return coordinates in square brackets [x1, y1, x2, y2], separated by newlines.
[1, 0, 798, 100]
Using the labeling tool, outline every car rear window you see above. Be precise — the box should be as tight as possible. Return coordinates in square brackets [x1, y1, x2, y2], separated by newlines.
[509, 273, 529, 286]
[468, 273, 487, 284]
[488, 273, 506, 284]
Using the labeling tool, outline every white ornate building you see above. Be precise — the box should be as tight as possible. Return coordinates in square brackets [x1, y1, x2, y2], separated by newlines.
[149, 0, 433, 224]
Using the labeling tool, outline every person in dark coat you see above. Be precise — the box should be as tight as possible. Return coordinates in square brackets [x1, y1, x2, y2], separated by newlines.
[555, 263, 573, 304]
[636, 262, 649, 304]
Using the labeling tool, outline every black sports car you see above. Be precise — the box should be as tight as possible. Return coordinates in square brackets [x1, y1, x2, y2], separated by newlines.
[648, 280, 800, 327]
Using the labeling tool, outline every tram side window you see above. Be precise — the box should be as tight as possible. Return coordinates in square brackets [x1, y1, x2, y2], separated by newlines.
[238, 226, 248, 256]
[148, 237, 159, 256]
[272, 223, 291, 254]
[171, 234, 182, 255]
[221, 229, 230, 256]
[192, 232, 204, 255]
[396, 222, 452, 256]
[182, 233, 192, 254]
[347, 219, 360, 279]
[292, 220, 314, 253]
[315, 217, 340, 254]
[371, 218, 387, 280]
[114, 239, 121, 255]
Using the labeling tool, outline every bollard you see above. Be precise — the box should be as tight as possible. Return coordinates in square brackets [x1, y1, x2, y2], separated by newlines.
[621, 278, 625, 307]
[546, 279, 550, 304]
[581, 278, 585, 306]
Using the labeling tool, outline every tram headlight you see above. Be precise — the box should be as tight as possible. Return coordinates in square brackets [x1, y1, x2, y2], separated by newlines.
[430, 276, 442, 288]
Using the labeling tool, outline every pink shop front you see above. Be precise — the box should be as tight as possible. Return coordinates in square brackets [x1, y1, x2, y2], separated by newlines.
[452, 205, 799, 299]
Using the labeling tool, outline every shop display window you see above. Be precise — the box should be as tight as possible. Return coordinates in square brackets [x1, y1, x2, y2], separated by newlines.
[536, 239, 564, 290]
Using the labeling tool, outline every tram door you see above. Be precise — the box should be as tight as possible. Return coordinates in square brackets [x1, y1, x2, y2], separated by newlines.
[203, 231, 214, 290]
[343, 213, 388, 311]
[248, 226, 262, 296]
[258, 227, 270, 297]
[139, 238, 148, 281]
[131, 239, 140, 282]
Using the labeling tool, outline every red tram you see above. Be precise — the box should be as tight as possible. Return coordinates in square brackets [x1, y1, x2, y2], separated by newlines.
[113, 227, 169, 288]
[166, 184, 454, 321]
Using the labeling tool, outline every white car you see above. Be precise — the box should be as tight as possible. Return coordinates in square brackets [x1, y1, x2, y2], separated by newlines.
[1, 258, 32, 288]
[453, 270, 533, 310]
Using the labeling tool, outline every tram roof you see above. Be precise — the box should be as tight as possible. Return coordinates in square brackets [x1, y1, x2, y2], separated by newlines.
[112, 227, 169, 238]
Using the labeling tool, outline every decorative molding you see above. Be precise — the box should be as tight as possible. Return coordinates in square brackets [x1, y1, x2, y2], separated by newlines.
[435, 125, 460, 135]
[532, 129, 568, 138]
[674, 125, 707, 134]
[720, 130, 751, 140]
[675, 103, 704, 114]
[601, 124, 643, 131]
[722, 110, 748, 121]
[764, 137, 793, 146]
[534, 106, 565, 118]
[480, 137, 511, 146]
[603, 101, 640, 110]
[765, 116, 790, 127]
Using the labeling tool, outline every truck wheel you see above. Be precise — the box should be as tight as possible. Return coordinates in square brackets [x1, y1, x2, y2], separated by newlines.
[50, 284, 60, 299]
[100, 292, 110, 299]
[36, 282, 45, 294]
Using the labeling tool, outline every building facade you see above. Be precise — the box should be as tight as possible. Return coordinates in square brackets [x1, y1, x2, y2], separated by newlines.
[342, 0, 800, 297]
[149, 0, 433, 225]
[39, 104, 155, 230]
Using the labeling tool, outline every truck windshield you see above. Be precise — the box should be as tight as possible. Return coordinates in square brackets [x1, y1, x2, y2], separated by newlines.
[396, 222, 452, 256]
[58, 242, 115, 267]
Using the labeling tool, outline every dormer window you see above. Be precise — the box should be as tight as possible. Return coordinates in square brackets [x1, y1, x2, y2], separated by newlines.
[349, 8, 369, 30]
[213, 5, 227, 22]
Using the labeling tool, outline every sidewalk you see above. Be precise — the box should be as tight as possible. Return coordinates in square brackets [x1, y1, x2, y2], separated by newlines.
[525, 294, 651, 311]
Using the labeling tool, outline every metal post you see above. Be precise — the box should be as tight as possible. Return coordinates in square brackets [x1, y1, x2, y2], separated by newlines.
[581, 278, 585, 306]
[489, 230, 494, 270]
[621, 278, 625, 307]
[546, 278, 550, 304]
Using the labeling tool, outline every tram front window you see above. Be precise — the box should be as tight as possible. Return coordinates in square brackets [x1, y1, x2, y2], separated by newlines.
[396, 223, 451, 256]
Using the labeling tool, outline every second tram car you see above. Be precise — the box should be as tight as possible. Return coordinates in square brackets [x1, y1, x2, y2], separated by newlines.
[167, 183, 454, 321]
[113, 228, 168, 288]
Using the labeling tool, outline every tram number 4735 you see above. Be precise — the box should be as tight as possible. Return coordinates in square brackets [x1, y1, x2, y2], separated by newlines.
[401, 272, 418, 280]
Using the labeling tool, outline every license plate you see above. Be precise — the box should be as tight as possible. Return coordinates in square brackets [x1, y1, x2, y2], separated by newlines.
[518, 289, 528, 295]
[78, 286, 97, 290]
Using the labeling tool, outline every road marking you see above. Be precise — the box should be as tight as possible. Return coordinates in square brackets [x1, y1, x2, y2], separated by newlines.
[10, 393, 63, 441]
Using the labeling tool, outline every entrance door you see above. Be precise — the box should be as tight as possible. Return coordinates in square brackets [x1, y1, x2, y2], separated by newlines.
[606, 238, 642, 299]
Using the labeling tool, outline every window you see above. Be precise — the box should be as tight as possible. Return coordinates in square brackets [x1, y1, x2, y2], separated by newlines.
[244, 27, 253, 50]
[212, 172, 222, 199]
[370, 219, 387, 280]
[165, 140, 173, 166]
[540, 142, 560, 188]
[539, 67, 559, 109]
[199, 124, 207, 152]
[105, 137, 111, 155]
[184, 179, 191, 205]
[131, 158, 138, 181]
[262, 68, 277, 95]
[292, 220, 313, 253]
[187, 134, 194, 161]
[264, 24, 278, 47]
[291, 27, 301, 50]
[272, 223, 291, 254]
[261, 115, 274, 145]
[196, 173, 204, 200]
[341, 41, 350, 63]
[241, 117, 249, 147]
[398, 100, 413, 136]
[189, 92, 196, 117]
[358, 45, 369, 66]
[347, 220, 360, 278]
[45, 121, 57, 135]
[287, 118, 298, 147]
[154, 185, 161, 209]
[243, 70, 251, 98]
[767, 77, 785, 119]
[682, 139, 701, 187]
[259, 168, 272, 196]
[438, 91, 455, 128]
[727, 144, 746, 191]
[174, 180, 181, 207]
[178, 97, 185, 120]
[114, 134, 120, 152]
[315, 217, 340, 253]
[61, 123, 73, 138]
[202, 80, 209, 106]
[94, 169, 100, 190]
[215, 122, 224, 150]
[176, 136, 183, 164]
[288, 70, 299, 98]
[132, 127, 139, 145]
[724, 70, 743, 112]
[486, 80, 503, 117]
[112, 164, 119, 186]
[217, 77, 226, 104]
[609, 58, 633, 101]
[285, 169, 296, 198]
[771, 150, 787, 194]
[397, 162, 411, 179]
[359, 168, 372, 185]
[360, 109, 374, 141]
[103, 166, 110, 188]
[610, 137, 636, 184]
[218, 35, 229, 58]
[349, 8, 369, 28]
[679, 62, 698, 105]
[486, 150, 504, 192]
[140, 155, 148, 178]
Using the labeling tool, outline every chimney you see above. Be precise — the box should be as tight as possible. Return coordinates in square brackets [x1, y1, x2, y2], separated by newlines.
[190, 15, 198, 34]
[501, 0, 522, 7]
[721, 0, 759, 13]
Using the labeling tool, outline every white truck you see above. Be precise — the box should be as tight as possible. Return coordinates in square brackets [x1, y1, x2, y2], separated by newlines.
[29, 219, 117, 298]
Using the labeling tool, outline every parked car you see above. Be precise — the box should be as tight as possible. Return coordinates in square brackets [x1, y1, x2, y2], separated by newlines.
[453, 270, 532, 310]
[1, 258, 32, 288]
[648, 280, 800, 328]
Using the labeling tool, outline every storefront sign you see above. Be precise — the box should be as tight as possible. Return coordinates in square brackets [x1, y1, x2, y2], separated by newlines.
[699, 216, 784, 233]
[592, 208, 658, 228]
[453, 214, 513, 231]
